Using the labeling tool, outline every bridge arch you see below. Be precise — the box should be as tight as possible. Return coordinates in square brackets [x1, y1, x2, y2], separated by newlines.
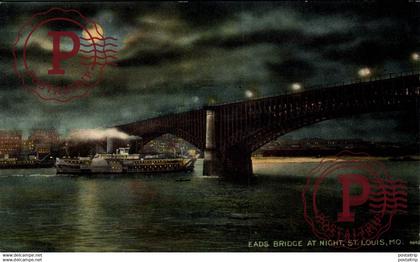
[239, 100, 416, 155]
[116, 109, 207, 151]
[140, 130, 202, 150]
[214, 74, 419, 180]
[115, 73, 420, 181]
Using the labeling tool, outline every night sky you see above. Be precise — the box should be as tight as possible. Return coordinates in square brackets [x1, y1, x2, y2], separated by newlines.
[0, 1, 419, 142]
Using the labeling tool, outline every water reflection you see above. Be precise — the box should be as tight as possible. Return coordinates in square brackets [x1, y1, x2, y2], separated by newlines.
[0, 160, 417, 251]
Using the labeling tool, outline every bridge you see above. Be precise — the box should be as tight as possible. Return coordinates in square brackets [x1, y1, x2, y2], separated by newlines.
[116, 72, 420, 181]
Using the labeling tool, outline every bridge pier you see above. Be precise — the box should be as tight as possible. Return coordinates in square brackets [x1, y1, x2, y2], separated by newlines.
[416, 98, 420, 144]
[203, 149, 223, 176]
[203, 109, 223, 176]
[203, 108, 253, 181]
[223, 147, 254, 183]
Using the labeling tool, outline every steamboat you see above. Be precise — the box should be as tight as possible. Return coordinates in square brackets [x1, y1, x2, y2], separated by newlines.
[0, 158, 54, 169]
[0, 154, 54, 169]
[55, 147, 196, 175]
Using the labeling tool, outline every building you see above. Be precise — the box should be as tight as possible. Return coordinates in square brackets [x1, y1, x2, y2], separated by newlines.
[28, 129, 60, 156]
[29, 129, 60, 144]
[21, 139, 35, 154]
[253, 137, 415, 157]
[0, 130, 22, 158]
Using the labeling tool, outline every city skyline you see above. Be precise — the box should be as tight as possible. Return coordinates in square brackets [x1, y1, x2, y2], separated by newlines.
[0, 125, 416, 159]
[0, 126, 416, 144]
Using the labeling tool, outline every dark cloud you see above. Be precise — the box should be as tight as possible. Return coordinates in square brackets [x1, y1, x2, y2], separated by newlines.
[116, 48, 185, 67]
[0, 1, 418, 143]
[177, 2, 235, 28]
[301, 32, 355, 50]
[267, 58, 316, 82]
[198, 29, 306, 49]
[322, 28, 418, 67]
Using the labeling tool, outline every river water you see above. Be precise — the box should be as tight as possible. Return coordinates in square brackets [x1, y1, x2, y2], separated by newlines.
[0, 159, 418, 252]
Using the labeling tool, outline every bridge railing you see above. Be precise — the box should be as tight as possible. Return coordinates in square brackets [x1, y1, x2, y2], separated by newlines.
[115, 108, 206, 130]
[212, 71, 420, 107]
[115, 71, 419, 129]
[318, 71, 420, 90]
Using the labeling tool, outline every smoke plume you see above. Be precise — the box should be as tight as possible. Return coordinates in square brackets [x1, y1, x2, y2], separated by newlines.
[67, 128, 139, 141]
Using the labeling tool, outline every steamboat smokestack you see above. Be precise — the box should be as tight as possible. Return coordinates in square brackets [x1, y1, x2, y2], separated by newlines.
[106, 137, 113, 153]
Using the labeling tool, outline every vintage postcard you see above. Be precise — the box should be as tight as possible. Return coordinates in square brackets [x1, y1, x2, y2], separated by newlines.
[0, 0, 419, 257]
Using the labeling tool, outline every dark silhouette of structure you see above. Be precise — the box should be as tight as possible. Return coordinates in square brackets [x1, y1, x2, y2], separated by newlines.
[116, 72, 420, 181]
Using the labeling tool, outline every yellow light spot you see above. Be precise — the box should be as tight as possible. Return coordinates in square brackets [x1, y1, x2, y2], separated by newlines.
[291, 83, 302, 91]
[245, 90, 254, 98]
[82, 23, 104, 40]
[358, 67, 371, 78]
